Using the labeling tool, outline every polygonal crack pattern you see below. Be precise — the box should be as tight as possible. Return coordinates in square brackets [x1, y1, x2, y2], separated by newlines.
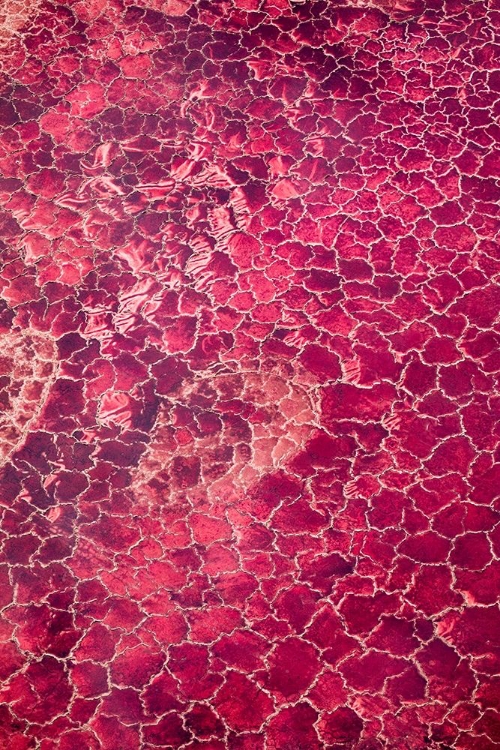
[0, 0, 499, 747]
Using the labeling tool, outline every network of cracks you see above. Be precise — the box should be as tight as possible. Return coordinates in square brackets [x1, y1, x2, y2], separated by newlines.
[0, 0, 499, 747]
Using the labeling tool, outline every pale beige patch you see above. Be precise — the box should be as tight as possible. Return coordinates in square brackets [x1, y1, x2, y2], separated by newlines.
[0, 0, 42, 48]
[134, 363, 320, 507]
[0, 330, 58, 466]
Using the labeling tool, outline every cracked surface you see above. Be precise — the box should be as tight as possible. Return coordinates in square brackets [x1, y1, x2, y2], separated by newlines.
[0, 0, 499, 747]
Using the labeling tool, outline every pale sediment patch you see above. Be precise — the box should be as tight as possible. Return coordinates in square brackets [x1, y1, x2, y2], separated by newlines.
[0, 329, 58, 467]
[0, 0, 42, 49]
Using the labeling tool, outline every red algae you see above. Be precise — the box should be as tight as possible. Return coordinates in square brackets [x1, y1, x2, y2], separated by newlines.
[0, 0, 499, 746]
